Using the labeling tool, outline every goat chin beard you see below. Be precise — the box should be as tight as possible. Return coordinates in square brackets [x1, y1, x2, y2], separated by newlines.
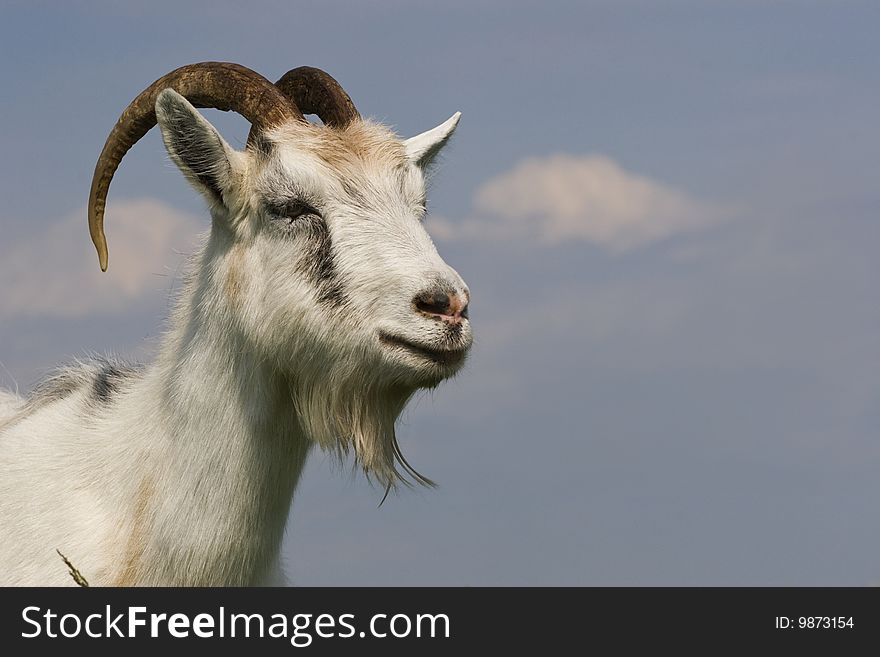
[287, 366, 427, 489]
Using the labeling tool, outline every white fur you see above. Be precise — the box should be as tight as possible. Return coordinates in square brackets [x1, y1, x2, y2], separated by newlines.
[0, 92, 470, 586]
[0, 390, 22, 422]
[404, 112, 461, 164]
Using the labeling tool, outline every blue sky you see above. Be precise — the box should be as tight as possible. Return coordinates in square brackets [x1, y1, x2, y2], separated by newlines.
[1, 1, 878, 584]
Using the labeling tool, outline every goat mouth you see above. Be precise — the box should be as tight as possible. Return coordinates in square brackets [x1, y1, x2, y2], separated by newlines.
[379, 332, 468, 367]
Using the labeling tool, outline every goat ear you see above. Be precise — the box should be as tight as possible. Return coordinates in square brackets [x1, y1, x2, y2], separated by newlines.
[404, 112, 461, 168]
[155, 89, 235, 204]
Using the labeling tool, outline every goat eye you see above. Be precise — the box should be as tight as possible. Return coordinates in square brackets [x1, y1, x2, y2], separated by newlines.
[285, 202, 314, 221]
[267, 200, 321, 229]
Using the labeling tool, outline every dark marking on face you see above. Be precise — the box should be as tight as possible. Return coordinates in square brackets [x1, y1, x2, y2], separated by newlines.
[298, 215, 348, 308]
[261, 190, 348, 308]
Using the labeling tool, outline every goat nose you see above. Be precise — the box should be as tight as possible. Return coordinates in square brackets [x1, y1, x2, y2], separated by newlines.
[414, 289, 469, 323]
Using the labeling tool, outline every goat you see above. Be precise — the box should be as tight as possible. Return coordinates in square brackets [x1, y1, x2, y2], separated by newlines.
[0, 63, 471, 586]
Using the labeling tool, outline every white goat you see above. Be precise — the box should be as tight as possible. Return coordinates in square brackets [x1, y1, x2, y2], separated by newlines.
[0, 63, 471, 586]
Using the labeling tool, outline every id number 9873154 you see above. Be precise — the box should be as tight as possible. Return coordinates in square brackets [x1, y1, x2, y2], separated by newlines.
[775, 617, 854, 630]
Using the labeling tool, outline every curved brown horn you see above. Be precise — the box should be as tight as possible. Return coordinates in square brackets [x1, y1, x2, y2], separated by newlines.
[88, 62, 304, 271]
[273, 66, 360, 127]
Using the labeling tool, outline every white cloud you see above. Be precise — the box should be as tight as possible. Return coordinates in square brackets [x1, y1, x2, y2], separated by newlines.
[0, 199, 204, 319]
[429, 154, 722, 252]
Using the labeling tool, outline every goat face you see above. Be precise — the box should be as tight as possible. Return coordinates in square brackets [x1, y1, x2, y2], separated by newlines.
[156, 90, 472, 390]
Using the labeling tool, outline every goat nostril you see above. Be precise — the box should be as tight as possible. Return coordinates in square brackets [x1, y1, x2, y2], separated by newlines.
[414, 289, 470, 322]
[415, 291, 451, 317]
